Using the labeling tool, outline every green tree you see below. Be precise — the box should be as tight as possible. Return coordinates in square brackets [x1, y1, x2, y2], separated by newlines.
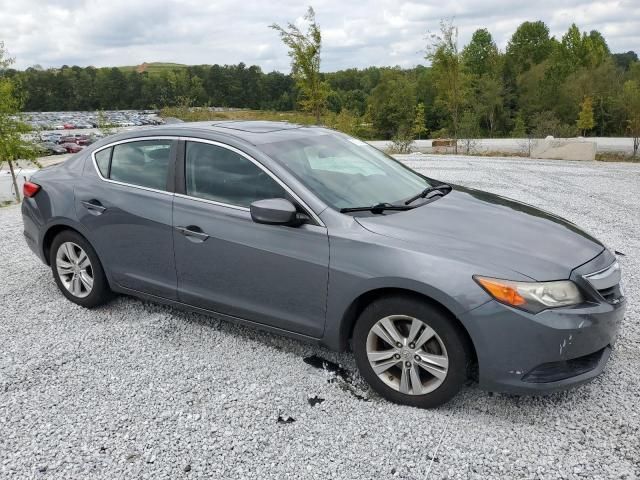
[271, 6, 330, 123]
[0, 42, 37, 202]
[458, 110, 481, 154]
[576, 96, 595, 136]
[622, 80, 640, 157]
[427, 20, 468, 152]
[506, 21, 554, 74]
[511, 112, 527, 137]
[462, 28, 499, 76]
[96, 110, 115, 136]
[560, 25, 609, 71]
[367, 70, 416, 138]
[412, 102, 427, 139]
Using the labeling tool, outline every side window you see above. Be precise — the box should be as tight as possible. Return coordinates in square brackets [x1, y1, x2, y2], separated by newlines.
[109, 140, 172, 190]
[185, 142, 287, 207]
[94, 147, 112, 177]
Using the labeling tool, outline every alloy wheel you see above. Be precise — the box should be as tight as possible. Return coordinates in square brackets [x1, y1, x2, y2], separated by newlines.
[55, 241, 94, 298]
[366, 315, 449, 395]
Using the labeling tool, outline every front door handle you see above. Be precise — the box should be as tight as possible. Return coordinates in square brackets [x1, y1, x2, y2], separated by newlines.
[175, 225, 210, 242]
[81, 200, 106, 215]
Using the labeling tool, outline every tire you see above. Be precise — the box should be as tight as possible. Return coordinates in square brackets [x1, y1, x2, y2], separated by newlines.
[50, 230, 112, 308]
[353, 295, 469, 408]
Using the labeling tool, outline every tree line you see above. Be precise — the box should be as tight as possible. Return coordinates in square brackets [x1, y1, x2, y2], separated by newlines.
[2, 16, 640, 149]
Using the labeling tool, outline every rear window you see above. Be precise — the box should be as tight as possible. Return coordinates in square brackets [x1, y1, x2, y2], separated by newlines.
[94, 148, 111, 177]
[97, 140, 173, 191]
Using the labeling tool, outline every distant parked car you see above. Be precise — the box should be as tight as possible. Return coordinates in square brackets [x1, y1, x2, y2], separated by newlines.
[73, 135, 90, 146]
[37, 142, 68, 155]
[41, 133, 62, 143]
[60, 142, 83, 153]
[58, 135, 77, 144]
[63, 123, 75, 129]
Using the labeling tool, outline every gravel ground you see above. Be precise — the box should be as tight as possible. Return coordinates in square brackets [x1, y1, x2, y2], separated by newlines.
[1, 155, 639, 479]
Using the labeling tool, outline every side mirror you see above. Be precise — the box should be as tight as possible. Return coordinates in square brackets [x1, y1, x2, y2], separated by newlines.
[250, 198, 303, 226]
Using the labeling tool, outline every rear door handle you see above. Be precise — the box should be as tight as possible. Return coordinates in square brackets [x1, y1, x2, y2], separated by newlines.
[175, 225, 210, 242]
[81, 200, 106, 215]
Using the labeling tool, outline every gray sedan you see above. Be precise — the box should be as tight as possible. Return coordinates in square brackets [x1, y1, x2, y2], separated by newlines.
[21, 121, 625, 407]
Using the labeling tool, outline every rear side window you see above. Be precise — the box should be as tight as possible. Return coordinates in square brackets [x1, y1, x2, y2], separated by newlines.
[185, 141, 286, 207]
[94, 147, 111, 177]
[108, 140, 173, 191]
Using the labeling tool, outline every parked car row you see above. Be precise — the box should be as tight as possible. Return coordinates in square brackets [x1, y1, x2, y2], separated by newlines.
[36, 132, 106, 155]
[21, 110, 164, 131]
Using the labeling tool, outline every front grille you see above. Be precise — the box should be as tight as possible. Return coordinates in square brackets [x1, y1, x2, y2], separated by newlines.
[522, 348, 606, 383]
[583, 261, 624, 304]
[597, 284, 623, 304]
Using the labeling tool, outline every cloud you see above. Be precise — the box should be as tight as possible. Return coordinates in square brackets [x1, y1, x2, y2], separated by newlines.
[1, 0, 638, 71]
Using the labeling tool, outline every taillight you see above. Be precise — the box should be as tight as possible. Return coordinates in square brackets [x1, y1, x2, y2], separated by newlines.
[23, 181, 41, 198]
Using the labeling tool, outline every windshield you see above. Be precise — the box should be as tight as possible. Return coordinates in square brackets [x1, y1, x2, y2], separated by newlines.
[258, 133, 431, 210]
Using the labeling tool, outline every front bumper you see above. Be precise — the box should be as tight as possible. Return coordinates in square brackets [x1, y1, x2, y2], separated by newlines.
[460, 298, 624, 394]
[460, 251, 626, 394]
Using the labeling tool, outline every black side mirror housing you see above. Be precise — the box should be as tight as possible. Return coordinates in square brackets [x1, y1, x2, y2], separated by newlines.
[250, 198, 304, 226]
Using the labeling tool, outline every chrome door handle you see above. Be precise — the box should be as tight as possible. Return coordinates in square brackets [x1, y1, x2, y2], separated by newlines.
[81, 200, 106, 215]
[175, 226, 210, 242]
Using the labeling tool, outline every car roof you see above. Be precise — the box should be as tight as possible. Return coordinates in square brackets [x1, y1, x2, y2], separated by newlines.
[126, 120, 335, 146]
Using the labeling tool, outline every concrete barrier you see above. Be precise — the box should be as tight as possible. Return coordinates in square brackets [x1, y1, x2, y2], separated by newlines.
[530, 137, 597, 161]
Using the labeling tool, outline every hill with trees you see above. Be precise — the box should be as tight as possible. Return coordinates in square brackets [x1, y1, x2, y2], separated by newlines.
[2, 19, 640, 149]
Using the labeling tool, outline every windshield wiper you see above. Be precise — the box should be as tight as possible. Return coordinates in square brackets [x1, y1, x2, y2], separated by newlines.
[340, 202, 416, 214]
[404, 184, 452, 205]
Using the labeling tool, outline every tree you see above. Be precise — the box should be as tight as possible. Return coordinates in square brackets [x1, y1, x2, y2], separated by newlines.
[612, 51, 638, 71]
[271, 6, 330, 123]
[560, 25, 609, 71]
[366, 69, 416, 139]
[462, 29, 499, 76]
[96, 110, 115, 136]
[506, 21, 554, 74]
[0, 43, 37, 202]
[576, 96, 595, 136]
[412, 102, 427, 139]
[511, 112, 527, 137]
[427, 20, 468, 153]
[622, 80, 640, 157]
[458, 110, 481, 154]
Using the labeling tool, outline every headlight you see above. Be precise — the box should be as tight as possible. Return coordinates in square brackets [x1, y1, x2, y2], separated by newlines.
[473, 276, 584, 313]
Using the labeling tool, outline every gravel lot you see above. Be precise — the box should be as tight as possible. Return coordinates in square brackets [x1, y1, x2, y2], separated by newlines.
[1, 155, 639, 479]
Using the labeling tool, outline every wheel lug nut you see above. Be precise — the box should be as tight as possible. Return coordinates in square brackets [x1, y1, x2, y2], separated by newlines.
[405, 361, 411, 367]
[409, 343, 415, 349]
[394, 354, 401, 359]
[414, 355, 420, 361]
[396, 342, 402, 348]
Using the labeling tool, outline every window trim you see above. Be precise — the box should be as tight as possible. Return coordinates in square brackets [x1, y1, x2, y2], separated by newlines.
[90, 136, 177, 196]
[177, 137, 325, 227]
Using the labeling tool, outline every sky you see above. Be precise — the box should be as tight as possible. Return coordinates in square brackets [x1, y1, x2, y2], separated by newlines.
[1, 0, 638, 72]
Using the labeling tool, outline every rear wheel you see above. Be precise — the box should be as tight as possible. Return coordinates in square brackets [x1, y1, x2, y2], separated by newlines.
[50, 230, 112, 308]
[353, 296, 469, 408]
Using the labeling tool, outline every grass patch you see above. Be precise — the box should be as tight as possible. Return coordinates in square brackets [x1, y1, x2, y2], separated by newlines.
[596, 152, 639, 162]
[161, 107, 321, 124]
[119, 62, 189, 74]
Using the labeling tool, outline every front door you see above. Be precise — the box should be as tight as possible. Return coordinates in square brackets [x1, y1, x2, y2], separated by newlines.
[172, 140, 329, 337]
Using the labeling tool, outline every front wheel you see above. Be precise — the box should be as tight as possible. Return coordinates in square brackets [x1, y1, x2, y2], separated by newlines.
[353, 296, 469, 408]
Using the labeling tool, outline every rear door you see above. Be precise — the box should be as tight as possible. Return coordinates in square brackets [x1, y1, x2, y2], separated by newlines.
[76, 137, 178, 299]
[172, 139, 329, 337]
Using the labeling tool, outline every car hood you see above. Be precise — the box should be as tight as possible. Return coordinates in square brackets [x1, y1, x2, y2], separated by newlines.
[355, 186, 604, 281]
